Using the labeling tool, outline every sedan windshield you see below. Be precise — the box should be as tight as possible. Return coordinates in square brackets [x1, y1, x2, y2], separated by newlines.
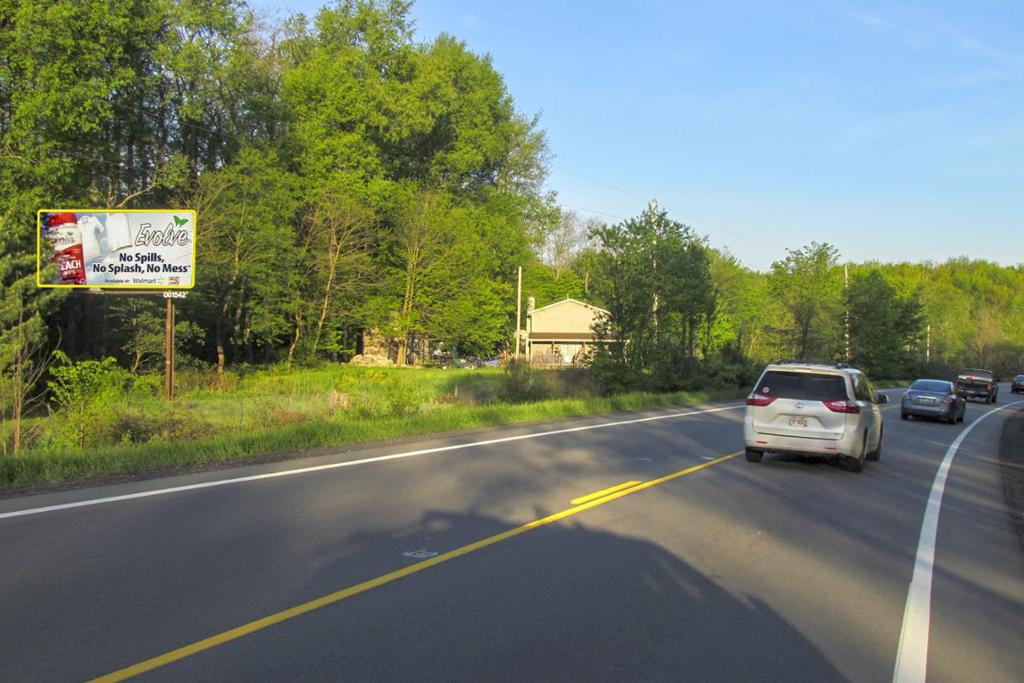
[910, 380, 951, 393]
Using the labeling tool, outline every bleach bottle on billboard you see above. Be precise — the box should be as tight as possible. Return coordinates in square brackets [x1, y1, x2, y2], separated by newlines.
[44, 212, 87, 284]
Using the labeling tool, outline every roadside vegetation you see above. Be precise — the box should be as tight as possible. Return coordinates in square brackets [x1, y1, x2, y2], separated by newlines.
[0, 363, 743, 488]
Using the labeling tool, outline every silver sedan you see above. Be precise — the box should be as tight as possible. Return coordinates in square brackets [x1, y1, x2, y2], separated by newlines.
[901, 379, 965, 424]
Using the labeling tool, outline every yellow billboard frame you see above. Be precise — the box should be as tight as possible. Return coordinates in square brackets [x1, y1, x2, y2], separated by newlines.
[36, 209, 197, 289]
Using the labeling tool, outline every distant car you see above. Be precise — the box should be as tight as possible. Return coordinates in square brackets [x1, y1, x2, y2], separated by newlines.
[1012, 375, 1024, 394]
[901, 379, 965, 424]
[743, 362, 887, 473]
[955, 368, 998, 403]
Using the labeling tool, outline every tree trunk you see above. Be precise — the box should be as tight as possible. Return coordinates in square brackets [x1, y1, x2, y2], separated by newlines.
[10, 364, 23, 456]
[287, 314, 302, 366]
[244, 324, 253, 364]
[232, 301, 244, 364]
[397, 253, 417, 366]
[312, 237, 344, 356]
[215, 315, 226, 376]
[396, 337, 408, 366]
[798, 322, 811, 360]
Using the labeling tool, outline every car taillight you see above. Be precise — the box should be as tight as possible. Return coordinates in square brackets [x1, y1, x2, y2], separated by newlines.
[988, 382, 993, 391]
[746, 394, 776, 407]
[823, 399, 860, 414]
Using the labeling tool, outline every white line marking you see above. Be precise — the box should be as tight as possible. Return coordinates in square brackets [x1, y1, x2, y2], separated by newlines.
[892, 400, 1022, 683]
[0, 404, 742, 521]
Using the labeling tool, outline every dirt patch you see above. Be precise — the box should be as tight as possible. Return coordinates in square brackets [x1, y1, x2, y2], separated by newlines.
[998, 407, 1024, 553]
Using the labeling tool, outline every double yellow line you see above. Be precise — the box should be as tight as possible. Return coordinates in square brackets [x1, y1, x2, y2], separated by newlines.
[91, 451, 741, 682]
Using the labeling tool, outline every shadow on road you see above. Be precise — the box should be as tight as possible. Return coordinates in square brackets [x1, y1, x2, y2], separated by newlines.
[155, 507, 853, 682]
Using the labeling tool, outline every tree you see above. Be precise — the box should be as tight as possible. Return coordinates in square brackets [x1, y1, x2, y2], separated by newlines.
[108, 297, 204, 373]
[768, 242, 843, 361]
[0, 253, 59, 455]
[521, 261, 586, 310]
[588, 203, 716, 390]
[299, 189, 375, 360]
[708, 250, 778, 362]
[371, 188, 508, 364]
[539, 210, 597, 281]
[190, 147, 300, 371]
[847, 270, 924, 378]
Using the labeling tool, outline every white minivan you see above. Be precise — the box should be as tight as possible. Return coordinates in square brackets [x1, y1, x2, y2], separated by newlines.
[743, 362, 887, 472]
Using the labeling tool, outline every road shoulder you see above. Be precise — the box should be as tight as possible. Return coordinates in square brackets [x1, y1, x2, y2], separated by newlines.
[998, 406, 1024, 552]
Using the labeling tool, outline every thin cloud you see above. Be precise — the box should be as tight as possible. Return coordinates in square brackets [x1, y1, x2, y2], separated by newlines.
[842, 7, 1024, 69]
[843, 9, 940, 43]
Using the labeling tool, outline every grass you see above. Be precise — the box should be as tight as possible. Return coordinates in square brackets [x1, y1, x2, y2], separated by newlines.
[0, 364, 745, 490]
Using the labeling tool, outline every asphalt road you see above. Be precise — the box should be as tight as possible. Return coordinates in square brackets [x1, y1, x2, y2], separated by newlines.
[1, 388, 1022, 682]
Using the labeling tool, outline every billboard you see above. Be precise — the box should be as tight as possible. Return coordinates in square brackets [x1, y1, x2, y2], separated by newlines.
[37, 209, 196, 289]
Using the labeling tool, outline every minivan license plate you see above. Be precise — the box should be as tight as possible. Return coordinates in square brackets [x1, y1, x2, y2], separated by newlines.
[788, 416, 808, 427]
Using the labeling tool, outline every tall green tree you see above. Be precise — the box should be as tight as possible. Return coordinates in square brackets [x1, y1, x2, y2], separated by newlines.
[708, 250, 778, 362]
[190, 147, 300, 371]
[847, 270, 924, 378]
[768, 242, 843, 361]
[0, 250, 60, 455]
[296, 187, 376, 361]
[369, 188, 509, 364]
[589, 203, 715, 390]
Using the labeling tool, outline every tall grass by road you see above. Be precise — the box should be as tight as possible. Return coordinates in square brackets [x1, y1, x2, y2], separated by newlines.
[1, 364, 744, 490]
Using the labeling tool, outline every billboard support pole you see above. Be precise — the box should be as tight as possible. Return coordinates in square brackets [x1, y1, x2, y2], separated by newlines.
[165, 297, 175, 400]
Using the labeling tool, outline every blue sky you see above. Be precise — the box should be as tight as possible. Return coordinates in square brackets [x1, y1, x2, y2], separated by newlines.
[260, 1, 1023, 271]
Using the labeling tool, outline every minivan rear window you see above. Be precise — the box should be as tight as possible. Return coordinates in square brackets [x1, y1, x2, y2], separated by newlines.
[754, 371, 848, 401]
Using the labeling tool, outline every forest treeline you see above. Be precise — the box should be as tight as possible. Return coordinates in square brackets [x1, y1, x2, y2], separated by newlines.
[3, 1, 1023, 411]
[548, 223, 1024, 389]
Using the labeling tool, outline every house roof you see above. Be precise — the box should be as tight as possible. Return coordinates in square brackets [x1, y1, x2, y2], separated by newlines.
[529, 297, 609, 316]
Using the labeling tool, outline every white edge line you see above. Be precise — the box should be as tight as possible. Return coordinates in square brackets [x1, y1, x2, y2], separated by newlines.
[892, 399, 1023, 683]
[0, 404, 743, 521]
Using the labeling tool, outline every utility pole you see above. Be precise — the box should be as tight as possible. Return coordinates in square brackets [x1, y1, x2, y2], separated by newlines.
[514, 265, 522, 360]
[926, 323, 931, 364]
[649, 198, 659, 340]
[844, 263, 850, 362]
[526, 296, 535, 364]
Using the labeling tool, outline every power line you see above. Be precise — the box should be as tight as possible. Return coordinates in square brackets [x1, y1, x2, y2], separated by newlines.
[657, 202, 776, 251]
[551, 162, 776, 251]
[550, 165, 649, 202]
[559, 203, 629, 221]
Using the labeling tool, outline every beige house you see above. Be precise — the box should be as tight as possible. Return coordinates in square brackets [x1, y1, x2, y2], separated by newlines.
[526, 298, 614, 366]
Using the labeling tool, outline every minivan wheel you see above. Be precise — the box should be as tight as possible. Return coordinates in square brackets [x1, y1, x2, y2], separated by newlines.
[867, 426, 883, 462]
[745, 448, 763, 463]
[844, 435, 866, 472]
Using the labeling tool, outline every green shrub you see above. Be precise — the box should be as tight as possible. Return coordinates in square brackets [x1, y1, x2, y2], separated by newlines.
[497, 362, 552, 402]
[46, 352, 132, 451]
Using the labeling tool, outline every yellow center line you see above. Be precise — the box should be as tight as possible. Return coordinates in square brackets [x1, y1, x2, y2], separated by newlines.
[89, 450, 742, 683]
[571, 480, 643, 505]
